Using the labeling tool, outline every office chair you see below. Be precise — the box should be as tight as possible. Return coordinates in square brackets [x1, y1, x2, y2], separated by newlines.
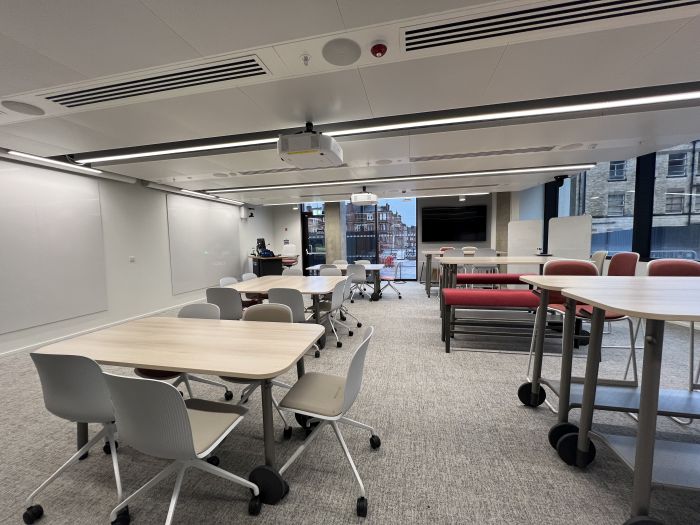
[219, 276, 238, 287]
[135, 303, 234, 401]
[319, 279, 353, 347]
[339, 275, 363, 329]
[241, 272, 267, 304]
[332, 259, 348, 264]
[103, 374, 261, 525]
[282, 267, 303, 276]
[219, 303, 294, 438]
[280, 243, 299, 268]
[472, 247, 498, 274]
[355, 259, 372, 265]
[589, 250, 607, 275]
[24, 354, 126, 525]
[346, 264, 368, 302]
[319, 264, 337, 270]
[380, 261, 402, 299]
[278, 327, 380, 518]
[320, 267, 342, 276]
[268, 288, 322, 358]
[241, 272, 257, 281]
[206, 287, 243, 320]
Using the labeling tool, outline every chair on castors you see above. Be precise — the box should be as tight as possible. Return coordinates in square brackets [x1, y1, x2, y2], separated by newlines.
[340, 276, 363, 329]
[380, 261, 402, 299]
[320, 267, 342, 276]
[24, 354, 126, 525]
[241, 272, 257, 281]
[219, 276, 238, 287]
[319, 264, 337, 271]
[589, 250, 607, 275]
[206, 287, 243, 320]
[332, 259, 348, 264]
[282, 267, 303, 276]
[346, 264, 368, 301]
[319, 279, 353, 347]
[241, 272, 266, 304]
[648, 258, 700, 424]
[278, 327, 380, 518]
[104, 373, 262, 525]
[355, 259, 372, 265]
[220, 303, 294, 438]
[268, 288, 322, 358]
[135, 304, 234, 401]
[280, 243, 299, 268]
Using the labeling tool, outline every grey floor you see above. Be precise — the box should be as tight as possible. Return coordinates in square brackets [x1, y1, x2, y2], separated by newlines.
[2, 282, 700, 524]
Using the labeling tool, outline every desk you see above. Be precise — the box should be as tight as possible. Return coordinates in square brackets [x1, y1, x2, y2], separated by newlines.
[249, 256, 284, 277]
[560, 282, 700, 524]
[306, 263, 385, 301]
[37, 316, 324, 504]
[422, 250, 444, 298]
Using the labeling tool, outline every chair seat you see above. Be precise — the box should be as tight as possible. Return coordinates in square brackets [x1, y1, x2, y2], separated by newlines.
[442, 288, 540, 308]
[456, 273, 531, 285]
[135, 368, 181, 380]
[279, 372, 345, 418]
[185, 399, 247, 456]
[549, 304, 625, 320]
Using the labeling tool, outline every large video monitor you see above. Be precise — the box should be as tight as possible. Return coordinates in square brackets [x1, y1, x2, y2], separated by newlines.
[421, 205, 487, 242]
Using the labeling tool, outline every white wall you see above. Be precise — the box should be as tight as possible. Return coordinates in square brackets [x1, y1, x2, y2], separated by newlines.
[238, 205, 275, 274]
[512, 185, 545, 221]
[271, 206, 303, 256]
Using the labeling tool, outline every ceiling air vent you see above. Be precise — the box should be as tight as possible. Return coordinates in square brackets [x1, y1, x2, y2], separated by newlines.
[43, 56, 268, 108]
[410, 145, 554, 162]
[238, 163, 348, 176]
[404, 0, 700, 51]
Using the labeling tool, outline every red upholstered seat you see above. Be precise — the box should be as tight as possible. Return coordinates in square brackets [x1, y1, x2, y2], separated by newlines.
[442, 288, 540, 308]
[549, 303, 625, 320]
[648, 258, 700, 276]
[455, 273, 531, 285]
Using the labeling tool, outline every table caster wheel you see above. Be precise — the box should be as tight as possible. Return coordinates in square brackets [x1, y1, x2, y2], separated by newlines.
[398, 295, 402, 299]
[248, 495, 262, 516]
[370, 435, 381, 449]
[357, 322, 362, 327]
[110, 506, 130, 525]
[314, 349, 321, 358]
[556, 432, 596, 467]
[624, 517, 664, 525]
[357, 496, 368, 517]
[22, 504, 43, 524]
[517, 382, 546, 407]
[103, 441, 118, 454]
[224, 390, 234, 401]
[548, 422, 578, 449]
[336, 341, 342, 348]
[283, 426, 292, 440]
[206, 455, 220, 466]
[340, 314, 347, 321]
[350, 299, 354, 303]
[249, 465, 288, 505]
[349, 331, 353, 336]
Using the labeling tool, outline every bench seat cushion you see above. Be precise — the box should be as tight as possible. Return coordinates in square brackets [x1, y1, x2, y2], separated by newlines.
[442, 288, 539, 308]
[455, 273, 531, 285]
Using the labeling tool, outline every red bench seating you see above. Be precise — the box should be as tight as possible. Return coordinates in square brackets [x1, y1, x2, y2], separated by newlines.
[455, 273, 531, 286]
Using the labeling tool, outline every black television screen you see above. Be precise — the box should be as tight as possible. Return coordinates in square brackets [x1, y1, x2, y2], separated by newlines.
[421, 205, 487, 242]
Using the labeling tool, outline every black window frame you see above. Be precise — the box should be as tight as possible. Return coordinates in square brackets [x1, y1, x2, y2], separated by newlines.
[608, 160, 626, 181]
[666, 152, 687, 178]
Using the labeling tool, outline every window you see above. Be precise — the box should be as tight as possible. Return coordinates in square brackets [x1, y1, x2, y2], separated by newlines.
[667, 153, 687, 178]
[608, 161, 626, 181]
[694, 187, 700, 213]
[665, 190, 686, 214]
[607, 193, 625, 216]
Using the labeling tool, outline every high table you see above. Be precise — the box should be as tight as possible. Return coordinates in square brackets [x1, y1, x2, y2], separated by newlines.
[306, 263, 385, 301]
[228, 275, 347, 348]
[559, 282, 700, 524]
[422, 250, 444, 298]
[36, 316, 324, 504]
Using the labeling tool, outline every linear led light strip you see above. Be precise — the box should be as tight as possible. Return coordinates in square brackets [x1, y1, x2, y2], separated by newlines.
[208, 164, 595, 194]
[145, 183, 244, 205]
[8, 150, 103, 174]
[263, 192, 491, 206]
[73, 90, 700, 164]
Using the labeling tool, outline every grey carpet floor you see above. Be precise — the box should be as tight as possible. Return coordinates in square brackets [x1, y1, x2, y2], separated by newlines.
[1, 282, 699, 524]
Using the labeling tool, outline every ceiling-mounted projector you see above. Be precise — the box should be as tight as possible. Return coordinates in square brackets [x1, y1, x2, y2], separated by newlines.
[278, 122, 343, 169]
[351, 186, 377, 206]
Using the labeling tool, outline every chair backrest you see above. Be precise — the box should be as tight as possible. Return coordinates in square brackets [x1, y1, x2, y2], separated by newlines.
[282, 267, 303, 276]
[330, 279, 348, 311]
[342, 327, 375, 413]
[281, 243, 297, 256]
[392, 260, 401, 277]
[219, 276, 238, 287]
[355, 259, 372, 265]
[607, 252, 639, 276]
[343, 275, 354, 300]
[178, 303, 220, 319]
[241, 272, 257, 281]
[268, 288, 306, 323]
[543, 259, 599, 304]
[346, 264, 366, 281]
[462, 246, 478, 251]
[205, 288, 243, 320]
[441, 249, 462, 258]
[647, 258, 700, 277]
[475, 247, 497, 257]
[332, 259, 348, 264]
[590, 251, 607, 275]
[242, 303, 293, 323]
[319, 264, 337, 270]
[320, 268, 342, 276]
[31, 353, 114, 424]
[103, 373, 196, 460]
[439, 246, 454, 252]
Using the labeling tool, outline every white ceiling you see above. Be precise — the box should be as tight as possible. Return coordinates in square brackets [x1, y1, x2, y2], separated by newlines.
[0, 1, 699, 204]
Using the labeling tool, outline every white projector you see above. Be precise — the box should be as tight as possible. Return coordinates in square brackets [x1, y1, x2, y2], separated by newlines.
[278, 131, 343, 169]
[351, 191, 378, 206]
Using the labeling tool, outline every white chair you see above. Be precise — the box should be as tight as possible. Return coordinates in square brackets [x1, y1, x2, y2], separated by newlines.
[320, 267, 342, 276]
[472, 247, 498, 274]
[24, 354, 126, 525]
[135, 303, 234, 401]
[590, 250, 607, 275]
[282, 267, 303, 276]
[380, 261, 402, 299]
[319, 279, 354, 347]
[241, 272, 257, 281]
[206, 287, 243, 321]
[220, 303, 294, 438]
[332, 259, 348, 264]
[319, 264, 337, 271]
[355, 259, 371, 265]
[346, 264, 368, 302]
[278, 327, 380, 518]
[219, 276, 238, 287]
[340, 276, 363, 329]
[280, 243, 299, 268]
[268, 288, 321, 358]
[103, 373, 261, 525]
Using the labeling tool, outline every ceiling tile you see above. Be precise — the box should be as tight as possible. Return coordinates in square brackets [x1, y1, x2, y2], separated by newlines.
[336, 0, 490, 29]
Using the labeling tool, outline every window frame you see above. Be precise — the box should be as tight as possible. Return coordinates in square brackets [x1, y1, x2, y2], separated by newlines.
[666, 152, 687, 178]
[608, 160, 626, 181]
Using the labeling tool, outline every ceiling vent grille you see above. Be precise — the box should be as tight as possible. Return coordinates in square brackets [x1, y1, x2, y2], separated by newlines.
[404, 0, 700, 51]
[410, 145, 554, 162]
[237, 163, 348, 176]
[43, 56, 267, 108]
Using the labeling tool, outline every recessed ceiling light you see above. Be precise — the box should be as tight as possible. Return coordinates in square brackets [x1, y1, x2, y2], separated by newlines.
[322, 38, 361, 66]
[1, 100, 45, 116]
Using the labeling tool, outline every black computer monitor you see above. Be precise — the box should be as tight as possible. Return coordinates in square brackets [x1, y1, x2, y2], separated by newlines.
[256, 238, 266, 254]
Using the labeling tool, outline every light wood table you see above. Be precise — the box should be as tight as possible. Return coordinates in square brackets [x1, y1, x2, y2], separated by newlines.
[305, 263, 385, 300]
[422, 250, 445, 297]
[558, 282, 700, 524]
[228, 275, 346, 347]
[37, 316, 324, 504]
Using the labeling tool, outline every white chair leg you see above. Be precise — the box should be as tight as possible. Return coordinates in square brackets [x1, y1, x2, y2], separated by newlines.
[175, 375, 195, 398]
[188, 374, 231, 392]
[339, 416, 375, 435]
[279, 421, 328, 475]
[272, 394, 290, 428]
[330, 421, 366, 498]
[192, 460, 259, 495]
[105, 425, 123, 502]
[26, 426, 107, 507]
[329, 318, 341, 344]
[110, 462, 181, 521]
[165, 465, 187, 525]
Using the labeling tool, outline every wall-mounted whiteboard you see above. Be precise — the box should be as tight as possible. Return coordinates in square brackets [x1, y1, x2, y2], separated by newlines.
[549, 215, 592, 260]
[0, 161, 108, 335]
[167, 194, 240, 295]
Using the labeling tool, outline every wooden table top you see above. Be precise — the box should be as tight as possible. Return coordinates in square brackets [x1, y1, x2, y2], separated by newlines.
[36, 317, 325, 380]
[422, 250, 445, 256]
[306, 263, 384, 271]
[521, 275, 698, 291]
[228, 275, 347, 294]
[440, 255, 557, 265]
[562, 281, 700, 321]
